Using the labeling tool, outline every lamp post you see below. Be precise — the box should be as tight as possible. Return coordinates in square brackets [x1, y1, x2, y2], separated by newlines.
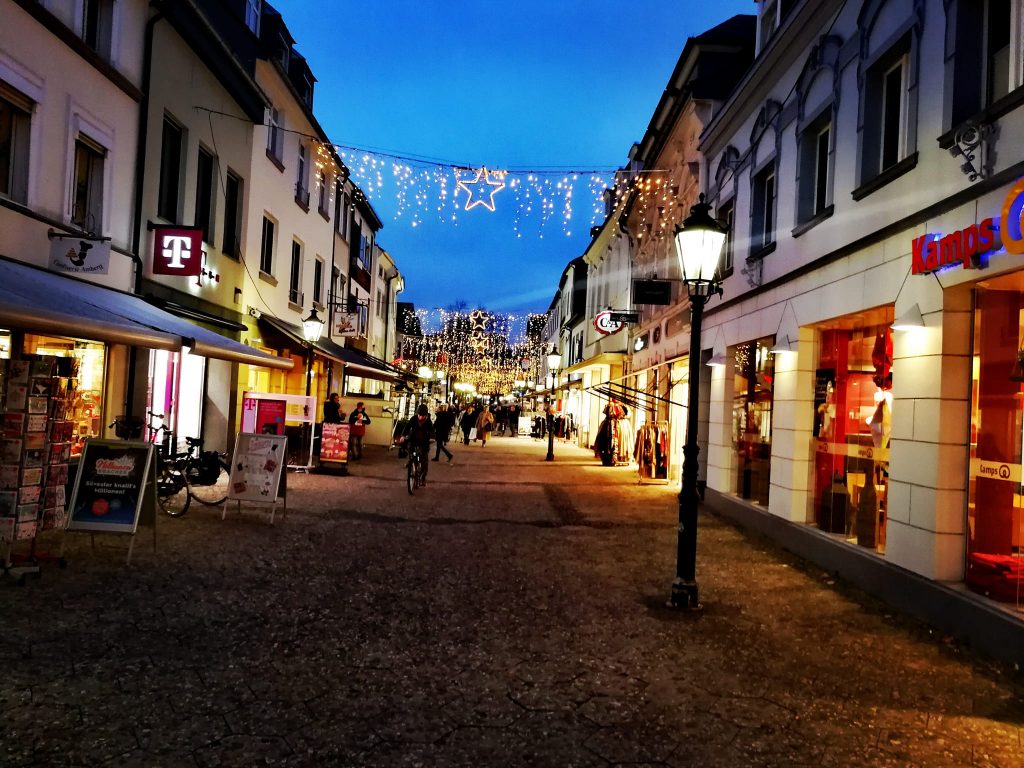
[301, 307, 325, 398]
[545, 347, 560, 461]
[670, 193, 728, 611]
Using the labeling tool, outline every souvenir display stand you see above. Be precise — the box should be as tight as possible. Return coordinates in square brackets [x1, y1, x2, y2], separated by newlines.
[223, 433, 288, 524]
[0, 356, 78, 582]
[64, 440, 158, 566]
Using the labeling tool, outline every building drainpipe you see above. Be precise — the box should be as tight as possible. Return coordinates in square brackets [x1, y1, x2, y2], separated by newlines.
[125, 10, 164, 420]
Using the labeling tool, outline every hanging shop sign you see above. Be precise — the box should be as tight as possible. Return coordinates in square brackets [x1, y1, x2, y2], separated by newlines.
[594, 311, 624, 336]
[49, 236, 110, 276]
[609, 311, 640, 324]
[333, 311, 360, 337]
[632, 279, 672, 305]
[152, 227, 203, 277]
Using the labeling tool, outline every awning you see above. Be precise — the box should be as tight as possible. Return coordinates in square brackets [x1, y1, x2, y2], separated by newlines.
[0, 257, 293, 370]
[260, 315, 402, 382]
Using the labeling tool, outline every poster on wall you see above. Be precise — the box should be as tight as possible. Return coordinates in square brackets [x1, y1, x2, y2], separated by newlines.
[66, 440, 154, 534]
[320, 423, 350, 464]
[226, 433, 287, 503]
[254, 399, 287, 436]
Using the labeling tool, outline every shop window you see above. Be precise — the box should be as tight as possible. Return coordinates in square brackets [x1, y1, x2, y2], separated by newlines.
[82, 0, 114, 59]
[797, 110, 832, 223]
[810, 308, 894, 553]
[71, 136, 104, 234]
[195, 147, 215, 244]
[0, 82, 32, 205]
[948, 0, 1015, 127]
[157, 116, 183, 222]
[966, 279, 1024, 607]
[23, 336, 106, 458]
[861, 37, 910, 181]
[731, 337, 775, 505]
[222, 171, 242, 257]
[148, 349, 205, 453]
[750, 163, 776, 256]
[259, 215, 275, 276]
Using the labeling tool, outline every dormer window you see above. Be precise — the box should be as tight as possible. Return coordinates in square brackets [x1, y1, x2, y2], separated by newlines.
[279, 35, 290, 70]
[245, 0, 261, 35]
[759, 0, 778, 52]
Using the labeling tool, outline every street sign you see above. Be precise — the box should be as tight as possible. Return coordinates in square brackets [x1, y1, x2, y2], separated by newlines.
[632, 279, 672, 305]
[609, 311, 640, 324]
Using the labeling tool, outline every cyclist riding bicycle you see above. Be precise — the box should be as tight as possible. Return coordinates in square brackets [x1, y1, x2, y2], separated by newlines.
[403, 404, 434, 485]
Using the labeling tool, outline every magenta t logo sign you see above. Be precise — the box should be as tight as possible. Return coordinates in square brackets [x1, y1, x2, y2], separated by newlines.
[152, 227, 203, 276]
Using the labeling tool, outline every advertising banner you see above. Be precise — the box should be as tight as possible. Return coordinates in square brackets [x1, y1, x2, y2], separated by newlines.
[226, 433, 287, 503]
[254, 399, 287, 435]
[49, 237, 111, 276]
[66, 440, 154, 534]
[320, 423, 349, 464]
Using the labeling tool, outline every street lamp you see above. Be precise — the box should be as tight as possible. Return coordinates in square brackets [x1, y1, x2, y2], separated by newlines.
[301, 307, 325, 397]
[670, 193, 727, 611]
[545, 346, 561, 461]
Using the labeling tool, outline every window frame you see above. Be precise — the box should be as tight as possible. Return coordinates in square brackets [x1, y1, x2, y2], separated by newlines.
[716, 198, 735, 278]
[244, 0, 261, 35]
[0, 82, 32, 204]
[259, 214, 276, 277]
[81, 0, 114, 59]
[313, 257, 324, 308]
[795, 104, 834, 226]
[222, 170, 243, 258]
[288, 239, 303, 308]
[194, 146, 216, 245]
[266, 107, 283, 166]
[879, 55, 908, 173]
[750, 161, 777, 257]
[157, 115, 184, 222]
[71, 135, 105, 234]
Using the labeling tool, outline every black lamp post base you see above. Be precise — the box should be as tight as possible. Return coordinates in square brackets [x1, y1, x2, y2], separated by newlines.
[668, 579, 702, 611]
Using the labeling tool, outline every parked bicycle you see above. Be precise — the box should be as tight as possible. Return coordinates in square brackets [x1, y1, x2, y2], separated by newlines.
[110, 412, 230, 517]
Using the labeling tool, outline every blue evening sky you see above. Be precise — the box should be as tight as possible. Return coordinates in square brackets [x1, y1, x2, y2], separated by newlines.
[285, 0, 754, 315]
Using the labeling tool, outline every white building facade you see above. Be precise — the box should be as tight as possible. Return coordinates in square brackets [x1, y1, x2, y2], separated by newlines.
[695, 0, 1024, 657]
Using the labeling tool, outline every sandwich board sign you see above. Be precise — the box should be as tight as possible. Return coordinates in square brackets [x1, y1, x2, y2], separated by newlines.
[223, 433, 288, 524]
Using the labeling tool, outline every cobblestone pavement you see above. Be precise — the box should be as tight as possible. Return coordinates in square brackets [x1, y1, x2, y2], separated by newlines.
[2, 434, 1024, 767]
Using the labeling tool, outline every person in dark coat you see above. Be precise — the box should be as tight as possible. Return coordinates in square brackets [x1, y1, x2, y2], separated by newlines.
[323, 393, 343, 423]
[432, 404, 454, 462]
[460, 404, 476, 445]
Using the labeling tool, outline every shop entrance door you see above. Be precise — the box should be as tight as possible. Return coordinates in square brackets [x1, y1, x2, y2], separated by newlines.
[148, 349, 206, 451]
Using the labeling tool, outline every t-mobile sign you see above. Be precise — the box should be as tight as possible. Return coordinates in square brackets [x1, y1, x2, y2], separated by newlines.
[152, 227, 203, 276]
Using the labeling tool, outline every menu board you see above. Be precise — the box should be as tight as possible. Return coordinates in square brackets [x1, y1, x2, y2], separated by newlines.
[66, 440, 155, 534]
[320, 423, 350, 464]
[226, 434, 287, 503]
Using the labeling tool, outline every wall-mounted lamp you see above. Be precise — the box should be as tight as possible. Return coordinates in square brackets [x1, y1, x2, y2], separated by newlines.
[891, 303, 924, 331]
[770, 334, 796, 355]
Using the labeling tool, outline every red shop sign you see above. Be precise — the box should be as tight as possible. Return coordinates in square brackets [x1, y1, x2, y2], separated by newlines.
[152, 227, 203, 276]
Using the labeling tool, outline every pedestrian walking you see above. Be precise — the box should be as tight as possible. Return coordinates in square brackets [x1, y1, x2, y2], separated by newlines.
[432, 404, 454, 463]
[348, 401, 371, 460]
[402, 404, 435, 485]
[475, 405, 495, 446]
[507, 403, 519, 437]
[323, 393, 344, 423]
[460, 404, 476, 445]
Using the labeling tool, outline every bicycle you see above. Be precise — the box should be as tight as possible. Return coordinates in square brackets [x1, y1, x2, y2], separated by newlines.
[406, 443, 426, 495]
[110, 413, 229, 517]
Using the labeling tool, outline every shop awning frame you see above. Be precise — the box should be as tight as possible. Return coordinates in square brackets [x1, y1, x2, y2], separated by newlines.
[259, 315, 403, 382]
[0, 257, 292, 370]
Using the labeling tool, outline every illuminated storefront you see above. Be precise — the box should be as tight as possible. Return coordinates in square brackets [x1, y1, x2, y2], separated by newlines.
[730, 338, 774, 506]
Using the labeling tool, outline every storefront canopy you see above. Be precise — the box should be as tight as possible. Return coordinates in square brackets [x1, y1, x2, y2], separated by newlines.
[0, 258, 292, 370]
[259, 315, 403, 382]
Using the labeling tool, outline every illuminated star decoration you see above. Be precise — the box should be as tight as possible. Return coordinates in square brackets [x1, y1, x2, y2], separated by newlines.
[455, 166, 506, 212]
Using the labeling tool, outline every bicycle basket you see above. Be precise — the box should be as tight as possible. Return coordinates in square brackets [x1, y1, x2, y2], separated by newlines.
[113, 416, 144, 440]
